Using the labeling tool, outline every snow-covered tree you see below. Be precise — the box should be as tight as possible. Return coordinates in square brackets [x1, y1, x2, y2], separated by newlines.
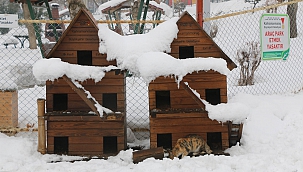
[236, 41, 261, 86]
[287, 0, 298, 38]
[67, 0, 87, 20]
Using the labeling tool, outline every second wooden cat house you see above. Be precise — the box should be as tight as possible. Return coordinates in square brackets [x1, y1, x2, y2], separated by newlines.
[149, 12, 240, 153]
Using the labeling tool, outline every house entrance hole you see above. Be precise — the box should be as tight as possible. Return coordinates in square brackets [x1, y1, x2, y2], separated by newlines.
[102, 93, 117, 111]
[54, 136, 68, 155]
[77, 51, 92, 66]
[179, 46, 194, 59]
[205, 89, 221, 105]
[103, 136, 118, 154]
[155, 91, 170, 109]
[53, 94, 68, 111]
[157, 133, 172, 149]
[207, 132, 222, 151]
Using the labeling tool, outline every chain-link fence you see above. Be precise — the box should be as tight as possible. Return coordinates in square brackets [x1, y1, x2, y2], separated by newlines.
[0, 1, 302, 140]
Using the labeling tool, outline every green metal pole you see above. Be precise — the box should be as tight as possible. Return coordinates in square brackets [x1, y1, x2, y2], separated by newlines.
[153, 11, 161, 28]
[139, 0, 150, 34]
[26, 0, 45, 58]
[108, 11, 114, 30]
[112, 11, 118, 29]
[44, 0, 58, 42]
[134, 0, 144, 34]
[156, 11, 161, 27]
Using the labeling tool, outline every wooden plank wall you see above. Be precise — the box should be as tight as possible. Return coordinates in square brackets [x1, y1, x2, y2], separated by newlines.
[47, 116, 126, 156]
[50, 13, 116, 67]
[150, 113, 229, 150]
[45, 12, 126, 113]
[149, 71, 227, 110]
[170, 14, 222, 58]
[46, 71, 125, 112]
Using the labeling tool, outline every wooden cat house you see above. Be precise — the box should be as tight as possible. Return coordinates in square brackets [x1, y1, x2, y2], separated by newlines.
[43, 9, 126, 157]
[149, 12, 240, 153]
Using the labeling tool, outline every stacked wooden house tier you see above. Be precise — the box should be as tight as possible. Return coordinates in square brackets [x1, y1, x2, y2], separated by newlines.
[149, 12, 240, 153]
[44, 9, 126, 157]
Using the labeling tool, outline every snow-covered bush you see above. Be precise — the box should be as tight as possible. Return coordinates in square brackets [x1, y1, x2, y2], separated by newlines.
[236, 41, 261, 86]
[210, 21, 218, 38]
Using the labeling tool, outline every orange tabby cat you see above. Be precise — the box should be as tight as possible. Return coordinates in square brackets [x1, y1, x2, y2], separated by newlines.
[170, 134, 212, 159]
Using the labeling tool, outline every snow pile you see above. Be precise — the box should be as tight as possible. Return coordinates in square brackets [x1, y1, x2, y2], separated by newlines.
[137, 53, 230, 84]
[98, 17, 179, 66]
[99, 17, 230, 85]
[97, 0, 128, 12]
[149, 1, 174, 17]
[33, 58, 117, 82]
[1, 92, 303, 171]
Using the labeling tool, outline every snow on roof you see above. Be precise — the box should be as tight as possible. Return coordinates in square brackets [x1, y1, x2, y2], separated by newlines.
[98, 17, 179, 73]
[59, 8, 69, 16]
[33, 58, 118, 82]
[138, 52, 230, 84]
[97, 0, 128, 12]
[149, 1, 173, 17]
[33, 16, 230, 85]
[98, 17, 230, 84]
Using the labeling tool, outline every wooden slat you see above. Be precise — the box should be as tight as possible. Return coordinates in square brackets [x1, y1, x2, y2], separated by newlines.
[46, 94, 126, 112]
[169, 52, 224, 58]
[150, 103, 202, 110]
[150, 117, 220, 127]
[177, 29, 206, 38]
[150, 125, 229, 133]
[47, 121, 124, 130]
[47, 129, 125, 137]
[177, 20, 198, 30]
[46, 85, 124, 94]
[169, 88, 227, 97]
[72, 20, 96, 28]
[51, 50, 77, 58]
[152, 112, 208, 118]
[68, 151, 103, 156]
[170, 44, 218, 53]
[171, 38, 214, 46]
[77, 14, 92, 20]
[62, 35, 99, 43]
[62, 75, 100, 116]
[47, 78, 125, 87]
[67, 28, 98, 36]
[180, 81, 205, 109]
[46, 115, 124, 122]
[150, 72, 226, 83]
[56, 42, 99, 50]
[69, 143, 102, 152]
[149, 81, 226, 90]
[92, 58, 117, 66]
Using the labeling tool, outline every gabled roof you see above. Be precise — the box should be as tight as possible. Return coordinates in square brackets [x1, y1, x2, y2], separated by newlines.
[45, 8, 98, 58]
[176, 11, 237, 70]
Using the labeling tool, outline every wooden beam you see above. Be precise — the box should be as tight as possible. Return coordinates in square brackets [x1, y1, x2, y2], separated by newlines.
[37, 98, 46, 154]
[62, 75, 101, 116]
[180, 81, 205, 110]
[133, 147, 164, 163]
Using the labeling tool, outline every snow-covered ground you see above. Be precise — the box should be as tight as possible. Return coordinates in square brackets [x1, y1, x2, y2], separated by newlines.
[1, 92, 303, 171]
[1, 0, 303, 171]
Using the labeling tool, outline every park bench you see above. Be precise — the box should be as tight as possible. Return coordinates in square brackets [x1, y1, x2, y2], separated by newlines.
[2, 38, 19, 48]
[3, 42, 18, 48]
